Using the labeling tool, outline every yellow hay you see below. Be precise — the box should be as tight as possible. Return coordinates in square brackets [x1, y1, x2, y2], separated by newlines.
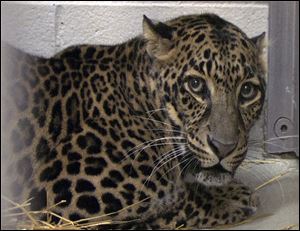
[280, 224, 298, 230]
[255, 169, 294, 192]
[2, 195, 150, 230]
[243, 159, 289, 165]
[2, 195, 39, 227]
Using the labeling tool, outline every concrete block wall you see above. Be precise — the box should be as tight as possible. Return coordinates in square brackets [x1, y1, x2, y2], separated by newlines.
[2, 1, 268, 57]
[1, 1, 269, 142]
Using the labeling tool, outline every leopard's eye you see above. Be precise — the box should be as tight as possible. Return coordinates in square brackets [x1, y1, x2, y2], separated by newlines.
[188, 77, 205, 94]
[240, 82, 257, 100]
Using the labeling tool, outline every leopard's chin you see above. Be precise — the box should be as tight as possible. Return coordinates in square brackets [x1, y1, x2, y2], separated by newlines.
[184, 164, 234, 186]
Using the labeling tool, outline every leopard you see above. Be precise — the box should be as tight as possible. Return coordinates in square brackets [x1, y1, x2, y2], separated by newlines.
[1, 13, 267, 229]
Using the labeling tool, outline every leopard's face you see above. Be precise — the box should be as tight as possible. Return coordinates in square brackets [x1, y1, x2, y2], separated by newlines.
[144, 14, 266, 186]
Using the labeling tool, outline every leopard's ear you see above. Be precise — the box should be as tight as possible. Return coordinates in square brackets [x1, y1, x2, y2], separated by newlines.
[251, 32, 266, 54]
[251, 32, 267, 75]
[143, 15, 175, 61]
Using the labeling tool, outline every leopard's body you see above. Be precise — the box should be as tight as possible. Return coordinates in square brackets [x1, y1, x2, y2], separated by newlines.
[2, 14, 266, 229]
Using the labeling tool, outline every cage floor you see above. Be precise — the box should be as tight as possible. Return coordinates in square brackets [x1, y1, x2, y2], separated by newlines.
[226, 150, 299, 230]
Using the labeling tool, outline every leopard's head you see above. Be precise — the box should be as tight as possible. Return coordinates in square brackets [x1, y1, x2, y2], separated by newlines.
[143, 14, 267, 186]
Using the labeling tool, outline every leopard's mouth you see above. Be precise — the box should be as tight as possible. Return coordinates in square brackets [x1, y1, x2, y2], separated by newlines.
[183, 159, 234, 186]
[195, 164, 233, 186]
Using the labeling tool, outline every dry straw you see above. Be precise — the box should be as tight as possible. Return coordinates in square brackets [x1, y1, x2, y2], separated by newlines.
[2, 195, 149, 230]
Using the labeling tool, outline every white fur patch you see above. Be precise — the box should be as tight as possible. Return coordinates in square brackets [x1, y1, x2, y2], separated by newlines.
[184, 171, 232, 187]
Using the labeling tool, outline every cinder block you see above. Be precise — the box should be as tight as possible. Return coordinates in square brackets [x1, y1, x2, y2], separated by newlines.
[1, 2, 268, 57]
[1, 2, 56, 57]
[55, 2, 268, 54]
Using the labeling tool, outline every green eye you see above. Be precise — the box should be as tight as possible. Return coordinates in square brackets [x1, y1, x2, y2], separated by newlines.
[188, 77, 205, 94]
[240, 82, 257, 100]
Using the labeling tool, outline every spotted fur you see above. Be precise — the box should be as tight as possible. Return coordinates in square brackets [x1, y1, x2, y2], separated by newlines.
[2, 14, 266, 229]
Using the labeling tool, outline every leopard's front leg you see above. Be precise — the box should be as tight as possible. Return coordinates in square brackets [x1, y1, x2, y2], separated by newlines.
[182, 181, 259, 228]
[122, 181, 258, 229]
[142, 181, 259, 229]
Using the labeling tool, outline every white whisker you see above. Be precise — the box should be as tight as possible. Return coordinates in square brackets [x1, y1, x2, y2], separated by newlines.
[121, 136, 186, 161]
[140, 149, 186, 192]
[158, 153, 191, 181]
[132, 115, 179, 129]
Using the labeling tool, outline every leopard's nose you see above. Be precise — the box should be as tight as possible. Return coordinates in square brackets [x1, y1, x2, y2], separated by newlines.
[208, 137, 237, 158]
